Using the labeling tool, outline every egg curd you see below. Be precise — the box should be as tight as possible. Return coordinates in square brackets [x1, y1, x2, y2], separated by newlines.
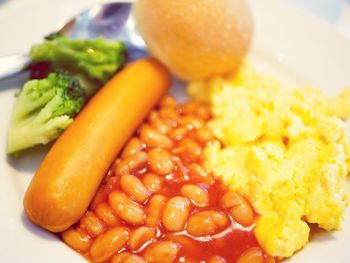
[188, 65, 350, 258]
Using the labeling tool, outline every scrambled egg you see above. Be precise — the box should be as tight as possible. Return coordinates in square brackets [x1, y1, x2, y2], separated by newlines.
[188, 65, 350, 258]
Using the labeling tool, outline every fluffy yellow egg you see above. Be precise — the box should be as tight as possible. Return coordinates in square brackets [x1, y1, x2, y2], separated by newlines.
[133, 0, 253, 81]
[189, 65, 350, 258]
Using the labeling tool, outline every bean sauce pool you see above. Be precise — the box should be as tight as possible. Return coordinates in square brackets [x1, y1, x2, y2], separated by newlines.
[62, 97, 275, 263]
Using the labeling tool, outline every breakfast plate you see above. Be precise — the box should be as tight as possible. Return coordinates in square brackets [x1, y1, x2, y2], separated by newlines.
[1, 0, 350, 262]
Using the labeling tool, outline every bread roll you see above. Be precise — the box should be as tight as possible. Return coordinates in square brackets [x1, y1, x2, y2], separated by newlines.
[133, 0, 253, 81]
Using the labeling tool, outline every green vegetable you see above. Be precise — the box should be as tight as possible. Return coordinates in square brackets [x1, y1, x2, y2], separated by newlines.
[30, 33, 126, 95]
[7, 34, 126, 154]
[7, 73, 85, 154]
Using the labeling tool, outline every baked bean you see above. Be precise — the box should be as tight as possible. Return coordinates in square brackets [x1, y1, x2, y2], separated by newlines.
[111, 252, 146, 263]
[111, 252, 130, 263]
[115, 151, 148, 175]
[120, 174, 149, 203]
[109, 191, 145, 225]
[169, 127, 187, 141]
[189, 163, 215, 186]
[101, 168, 116, 185]
[220, 191, 245, 209]
[236, 247, 265, 263]
[159, 107, 180, 121]
[177, 102, 197, 115]
[195, 127, 215, 144]
[62, 228, 91, 252]
[160, 95, 177, 108]
[129, 226, 156, 250]
[146, 195, 167, 227]
[208, 256, 227, 263]
[229, 205, 254, 227]
[123, 255, 146, 263]
[186, 210, 228, 237]
[181, 115, 204, 130]
[94, 203, 119, 226]
[148, 148, 174, 175]
[112, 253, 146, 263]
[144, 241, 180, 263]
[122, 138, 146, 158]
[171, 156, 189, 177]
[140, 125, 173, 149]
[114, 158, 122, 166]
[179, 138, 202, 162]
[221, 191, 254, 226]
[167, 234, 198, 251]
[162, 196, 190, 232]
[151, 118, 172, 134]
[143, 173, 162, 193]
[90, 186, 111, 211]
[147, 109, 158, 121]
[194, 103, 211, 121]
[180, 184, 209, 207]
[177, 257, 198, 263]
[80, 211, 105, 237]
[89, 227, 129, 262]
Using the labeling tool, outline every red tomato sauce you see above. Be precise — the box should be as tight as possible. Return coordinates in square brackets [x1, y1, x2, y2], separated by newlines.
[61, 97, 274, 263]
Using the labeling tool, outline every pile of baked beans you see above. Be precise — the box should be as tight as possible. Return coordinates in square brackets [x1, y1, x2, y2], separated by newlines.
[62, 96, 275, 263]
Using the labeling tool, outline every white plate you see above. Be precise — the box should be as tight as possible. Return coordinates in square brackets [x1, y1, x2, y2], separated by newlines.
[1, 0, 350, 262]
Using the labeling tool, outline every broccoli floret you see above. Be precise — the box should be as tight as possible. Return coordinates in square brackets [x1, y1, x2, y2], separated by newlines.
[7, 72, 85, 154]
[8, 35, 126, 154]
[29, 33, 126, 95]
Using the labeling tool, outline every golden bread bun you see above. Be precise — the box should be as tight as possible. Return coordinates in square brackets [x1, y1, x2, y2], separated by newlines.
[133, 0, 253, 81]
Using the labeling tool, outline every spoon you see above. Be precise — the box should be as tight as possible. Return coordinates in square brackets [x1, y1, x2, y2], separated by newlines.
[0, 1, 147, 80]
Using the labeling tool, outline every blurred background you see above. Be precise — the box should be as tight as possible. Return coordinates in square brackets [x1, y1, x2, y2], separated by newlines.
[0, 0, 349, 55]
[286, 0, 350, 37]
[287, 0, 349, 21]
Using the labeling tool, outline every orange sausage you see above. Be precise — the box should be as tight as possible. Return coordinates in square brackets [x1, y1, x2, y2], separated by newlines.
[23, 58, 170, 232]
